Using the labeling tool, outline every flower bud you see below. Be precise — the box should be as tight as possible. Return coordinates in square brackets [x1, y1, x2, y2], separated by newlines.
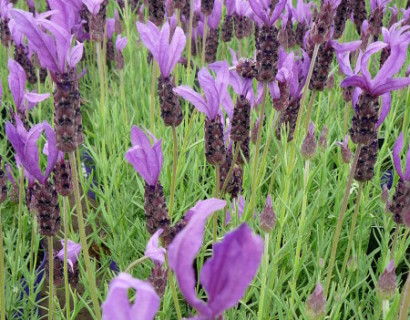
[260, 195, 276, 233]
[319, 125, 328, 150]
[301, 122, 317, 160]
[381, 184, 389, 204]
[377, 261, 396, 300]
[306, 283, 326, 320]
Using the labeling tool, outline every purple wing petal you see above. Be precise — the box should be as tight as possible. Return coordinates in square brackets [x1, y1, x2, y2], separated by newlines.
[68, 41, 84, 68]
[405, 143, 410, 181]
[215, 61, 230, 111]
[157, 22, 171, 77]
[340, 75, 368, 91]
[168, 199, 227, 316]
[130, 126, 152, 150]
[174, 86, 209, 117]
[137, 21, 159, 58]
[42, 122, 58, 182]
[23, 123, 46, 182]
[372, 77, 410, 96]
[164, 26, 186, 77]
[106, 18, 115, 39]
[82, 0, 104, 15]
[375, 93, 391, 129]
[199, 224, 263, 317]
[115, 35, 128, 52]
[57, 239, 81, 271]
[198, 67, 220, 119]
[102, 272, 160, 320]
[125, 146, 153, 186]
[269, 0, 287, 25]
[25, 92, 50, 110]
[393, 133, 405, 180]
[145, 229, 166, 265]
[151, 139, 163, 187]
[5, 121, 25, 161]
[8, 59, 26, 110]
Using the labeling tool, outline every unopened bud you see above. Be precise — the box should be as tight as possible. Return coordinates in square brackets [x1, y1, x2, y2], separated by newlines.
[381, 184, 389, 204]
[301, 122, 317, 159]
[260, 195, 276, 233]
[306, 283, 326, 320]
[377, 261, 396, 300]
[319, 125, 328, 150]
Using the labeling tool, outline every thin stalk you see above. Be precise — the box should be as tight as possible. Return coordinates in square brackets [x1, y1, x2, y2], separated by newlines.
[165, 254, 182, 320]
[213, 165, 220, 243]
[69, 152, 102, 319]
[14, 168, 25, 278]
[95, 43, 105, 120]
[120, 70, 127, 126]
[0, 206, 6, 320]
[150, 63, 158, 132]
[399, 273, 410, 320]
[63, 196, 71, 319]
[340, 182, 364, 280]
[325, 143, 362, 295]
[201, 15, 208, 66]
[289, 159, 310, 311]
[221, 144, 240, 194]
[125, 256, 149, 273]
[294, 44, 319, 140]
[303, 91, 317, 132]
[390, 227, 400, 260]
[246, 81, 267, 221]
[257, 233, 270, 320]
[186, 0, 194, 74]
[169, 127, 179, 222]
[48, 236, 54, 320]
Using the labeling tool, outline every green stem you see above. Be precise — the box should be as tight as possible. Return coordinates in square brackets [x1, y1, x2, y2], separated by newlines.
[289, 159, 310, 312]
[325, 143, 362, 295]
[340, 182, 363, 280]
[96, 43, 105, 122]
[69, 152, 102, 319]
[169, 127, 179, 223]
[213, 165, 220, 243]
[63, 196, 71, 319]
[125, 256, 149, 273]
[343, 100, 351, 136]
[399, 273, 410, 320]
[0, 206, 6, 320]
[294, 44, 319, 141]
[303, 91, 317, 132]
[48, 236, 54, 320]
[186, 0, 194, 74]
[246, 81, 267, 221]
[165, 254, 182, 320]
[257, 233, 270, 320]
[201, 15, 208, 66]
[14, 168, 25, 279]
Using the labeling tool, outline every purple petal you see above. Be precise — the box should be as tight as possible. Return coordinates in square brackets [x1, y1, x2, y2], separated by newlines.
[11, 9, 60, 73]
[102, 273, 160, 320]
[340, 75, 368, 91]
[372, 77, 410, 96]
[269, 0, 287, 25]
[130, 126, 152, 150]
[145, 229, 166, 265]
[136, 21, 159, 58]
[125, 146, 154, 185]
[375, 93, 390, 129]
[157, 22, 171, 77]
[168, 199, 227, 316]
[374, 43, 409, 85]
[208, 0, 222, 29]
[106, 18, 115, 39]
[173, 86, 209, 117]
[164, 26, 186, 77]
[405, 144, 410, 181]
[199, 224, 263, 317]
[5, 121, 25, 162]
[57, 239, 81, 272]
[198, 68, 220, 119]
[115, 35, 128, 52]
[25, 92, 50, 110]
[67, 41, 84, 68]
[393, 133, 405, 180]
[82, 0, 104, 15]
[8, 59, 26, 110]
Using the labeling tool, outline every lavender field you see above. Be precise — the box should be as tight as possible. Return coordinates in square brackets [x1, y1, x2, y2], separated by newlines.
[0, 0, 409, 319]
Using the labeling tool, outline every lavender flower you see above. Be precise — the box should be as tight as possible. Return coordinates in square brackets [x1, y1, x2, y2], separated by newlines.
[292, 0, 315, 47]
[82, 0, 106, 41]
[389, 133, 410, 224]
[106, 18, 116, 62]
[115, 35, 127, 70]
[379, 22, 410, 67]
[310, 0, 341, 45]
[225, 196, 245, 225]
[174, 63, 229, 164]
[205, 0, 222, 63]
[234, 0, 253, 40]
[168, 199, 263, 319]
[102, 273, 160, 320]
[301, 122, 317, 159]
[221, 0, 235, 42]
[260, 195, 276, 233]
[368, 0, 391, 38]
[125, 126, 163, 187]
[137, 21, 186, 126]
[57, 239, 81, 272]
[336, 135, 353, 163]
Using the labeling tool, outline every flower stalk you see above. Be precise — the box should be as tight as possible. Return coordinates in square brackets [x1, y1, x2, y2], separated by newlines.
[69, 152, 102, 319]
[325, 143, 363, 295]
[48, 236, 54, 320]
[390, 227, 400, 260]
[186, 0, 195, 74]
[169, 127, 178, 222]
[63, 196, 71, 319]
[257, 232, 270, 320]
[14, 168, 24, 278]
[0, 206, 6, 320]
[399, 273, 410, 320]
[340, 182, 364, 280]
[201, 15, 208, 66]
[165, 253, 182, 320]
[213, 165, 220, 243]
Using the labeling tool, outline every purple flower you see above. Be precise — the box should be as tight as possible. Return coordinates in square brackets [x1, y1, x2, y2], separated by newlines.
[235, 0, 253, 18]
[136, 21, 186, 78]
[125, 126, 163, 187]
[225, 196, 245, 225]
[8, 59, 49, 113]
[174, 62, 229, 120]
[370, 0, 391, 13]
[207, 0, 222, 29]
[10, 9, 84, 74]
[102, 272, 160, 320]
[168, 199, 263, 319]
[145, 229, 166, 265]
[107, 18, 115, 39]
[392, 132, 410, 181]
[57, 239, 81, 272]
[226, 0, 235, 16]
[291, 0, 315, 26]
[381, 22, 410, 52]
[376, 260, 397, 300]
[249, 0, 286, 26]
[82, 0, 104, 15]
[115, 35, 128, 52]
[6, 118, 58, 184]
[306, 283, 326, 319]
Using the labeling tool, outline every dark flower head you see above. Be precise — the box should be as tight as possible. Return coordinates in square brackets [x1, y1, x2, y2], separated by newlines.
[336, 135, 352, 163]
[301, 122, 317, 160]
[260, 195, 276, 232]
[306, 283, 326, 320]
[377, 260, 397, 300]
